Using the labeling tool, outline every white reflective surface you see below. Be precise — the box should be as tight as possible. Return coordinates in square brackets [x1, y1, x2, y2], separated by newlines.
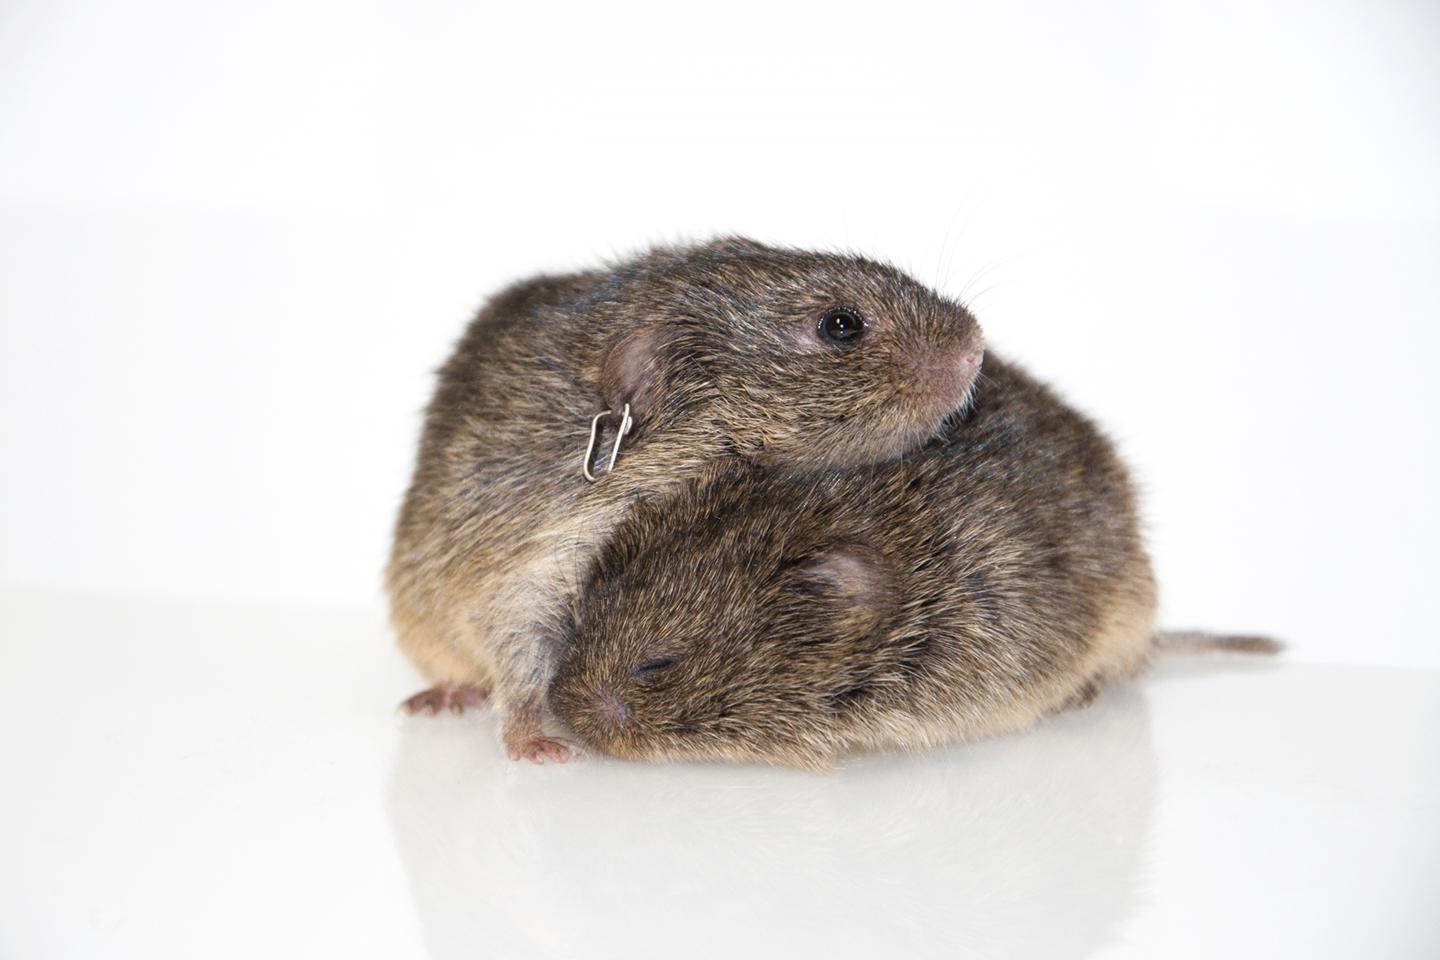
[2, 591, 1436, 959]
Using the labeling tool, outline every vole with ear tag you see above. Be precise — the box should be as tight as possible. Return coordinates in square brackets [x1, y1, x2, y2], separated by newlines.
[552, 354, 1277, 768]
[387, 238, 985, 761]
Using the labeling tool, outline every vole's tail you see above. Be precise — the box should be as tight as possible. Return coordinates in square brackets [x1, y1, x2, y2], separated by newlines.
[1153, 630, 1283, 656]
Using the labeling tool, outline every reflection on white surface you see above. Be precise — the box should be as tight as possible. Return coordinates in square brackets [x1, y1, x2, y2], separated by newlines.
[1, 591, 1437, 959]
[388, 687, 1157, 960]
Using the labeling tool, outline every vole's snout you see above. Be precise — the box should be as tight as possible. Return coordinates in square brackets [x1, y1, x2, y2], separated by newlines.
[951, 346, 984, 387]
[595, 687, 632, 728]
[906, 343, 984, 408]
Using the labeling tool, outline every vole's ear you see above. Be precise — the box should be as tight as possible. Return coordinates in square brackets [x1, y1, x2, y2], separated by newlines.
[601, 327, 675, 420]
[789, 545, 895, 625]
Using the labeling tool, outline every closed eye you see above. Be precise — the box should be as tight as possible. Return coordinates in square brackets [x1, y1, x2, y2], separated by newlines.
[632, 656, 679, 678]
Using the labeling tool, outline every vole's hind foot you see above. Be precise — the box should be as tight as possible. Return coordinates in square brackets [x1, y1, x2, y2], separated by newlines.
[400, 684, 489, 716]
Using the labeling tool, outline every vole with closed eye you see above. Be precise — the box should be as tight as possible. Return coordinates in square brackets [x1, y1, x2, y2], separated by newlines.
[387, 237, 985, 762]
[551, 354, 1277, 768]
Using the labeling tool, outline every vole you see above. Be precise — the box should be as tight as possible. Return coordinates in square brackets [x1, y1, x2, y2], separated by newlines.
[387, 238, 985, 761]
[551, 354, 1277, 767]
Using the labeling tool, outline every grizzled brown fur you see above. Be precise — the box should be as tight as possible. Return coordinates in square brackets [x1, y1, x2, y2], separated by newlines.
[550, 355, 1161, 768]
[387, 237, 985, 761]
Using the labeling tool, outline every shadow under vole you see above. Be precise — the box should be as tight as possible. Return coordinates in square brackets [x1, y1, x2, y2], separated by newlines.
[386, 684, 1157, 960]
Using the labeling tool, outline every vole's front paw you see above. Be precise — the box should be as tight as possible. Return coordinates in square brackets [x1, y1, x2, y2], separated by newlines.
[506, 735, 579, 764]
[400, 684, 489, 716]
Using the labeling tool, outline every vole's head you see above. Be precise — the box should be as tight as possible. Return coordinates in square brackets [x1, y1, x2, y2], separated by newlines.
[599, 238, 984, 469]
[552, 472, 932, 768]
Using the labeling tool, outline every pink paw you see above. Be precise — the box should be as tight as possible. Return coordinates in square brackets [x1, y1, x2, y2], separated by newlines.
[400, 684, 489, 716]
[507, 736, 578, 764]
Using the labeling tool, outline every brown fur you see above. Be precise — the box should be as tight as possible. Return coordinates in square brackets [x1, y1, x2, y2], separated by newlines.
[550, 355, 1161, 768]
[387, 237, 985, 759]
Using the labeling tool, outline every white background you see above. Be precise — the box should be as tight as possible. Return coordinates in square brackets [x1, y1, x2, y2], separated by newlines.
[3, 6, 1438, 960]
[2, 0, 1438, 667]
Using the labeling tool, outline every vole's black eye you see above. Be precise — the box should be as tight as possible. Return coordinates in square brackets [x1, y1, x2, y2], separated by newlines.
[632, 656, 679, 678]
[819, 306, 865, 344]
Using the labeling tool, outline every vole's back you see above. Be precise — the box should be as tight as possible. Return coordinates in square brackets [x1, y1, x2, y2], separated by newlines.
[848, 355, 1157, 730]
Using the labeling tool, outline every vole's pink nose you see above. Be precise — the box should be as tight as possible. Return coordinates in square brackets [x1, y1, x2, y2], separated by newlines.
[908, 343, 984, 406]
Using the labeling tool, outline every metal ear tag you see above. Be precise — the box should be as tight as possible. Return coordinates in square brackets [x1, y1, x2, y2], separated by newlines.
[582, 403, 633, 482]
